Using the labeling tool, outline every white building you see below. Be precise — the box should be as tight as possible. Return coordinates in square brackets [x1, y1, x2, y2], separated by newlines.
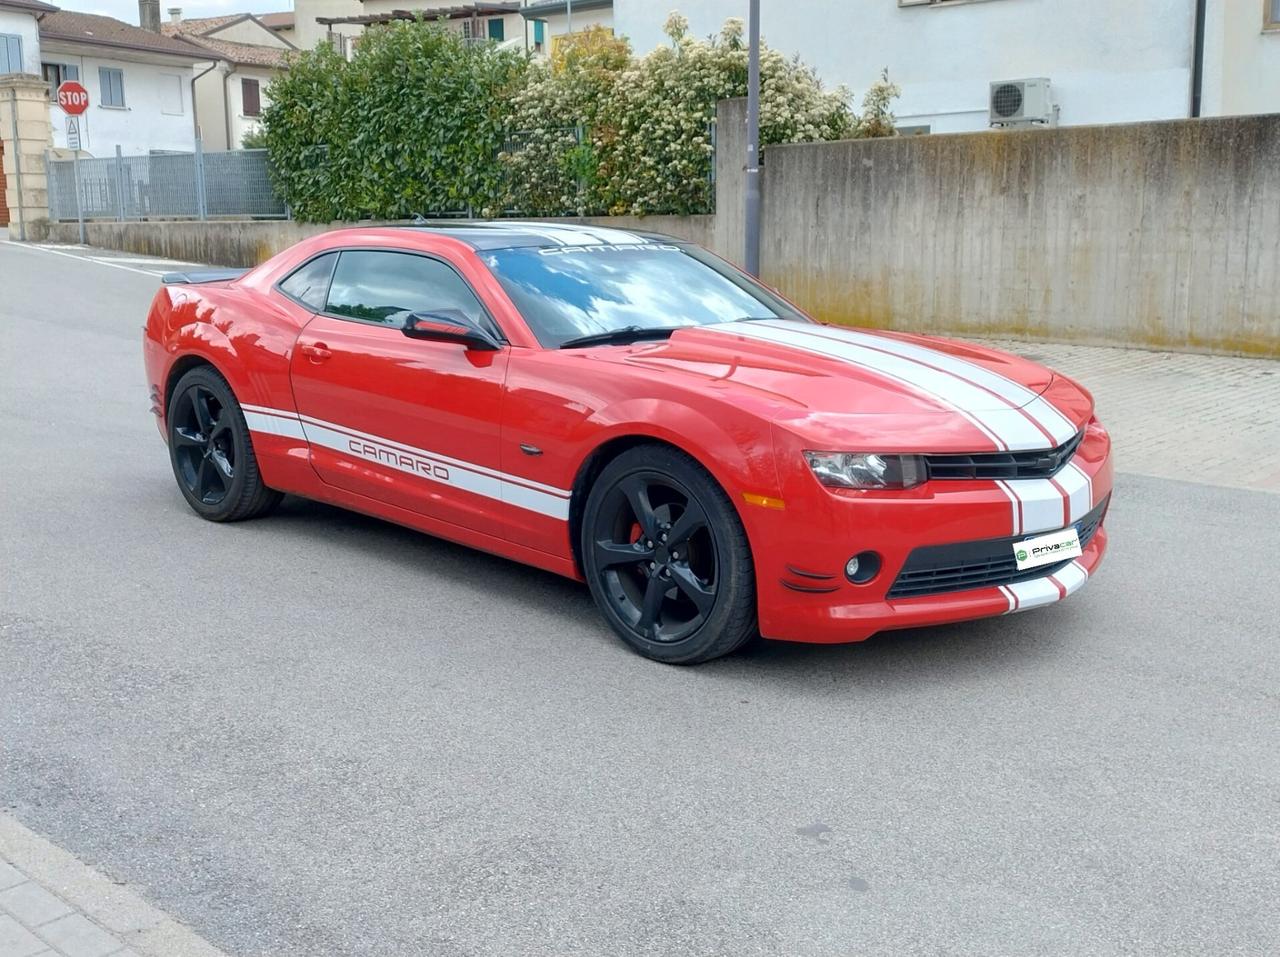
[1, 0, 52, 76]
[37, 6, 207, 155]
[161, 10, 295, 150]
[613, 0, 1280, 132]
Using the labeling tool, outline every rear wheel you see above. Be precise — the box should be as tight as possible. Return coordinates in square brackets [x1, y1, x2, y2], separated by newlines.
[581, 445, 757, 664]
[167, 366, 281, 522]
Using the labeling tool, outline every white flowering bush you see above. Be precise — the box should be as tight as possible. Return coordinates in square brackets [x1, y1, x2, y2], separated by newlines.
[501, 27, 630, 216]
[503, 16, 898, 216]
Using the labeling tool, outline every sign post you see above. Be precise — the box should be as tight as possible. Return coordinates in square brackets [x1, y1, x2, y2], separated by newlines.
[56, 80, 89, 244]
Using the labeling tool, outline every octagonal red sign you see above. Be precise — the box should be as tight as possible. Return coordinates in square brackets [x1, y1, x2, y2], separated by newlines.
[56, 81, 90, 116]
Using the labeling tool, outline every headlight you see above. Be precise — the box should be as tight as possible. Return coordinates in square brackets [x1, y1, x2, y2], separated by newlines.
[803, 451, 927, 490]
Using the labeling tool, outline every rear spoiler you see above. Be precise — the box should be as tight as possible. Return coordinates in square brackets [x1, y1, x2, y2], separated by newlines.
[161, 269, 248, 285]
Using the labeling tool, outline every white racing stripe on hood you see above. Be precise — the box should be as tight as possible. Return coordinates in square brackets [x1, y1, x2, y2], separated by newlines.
[777, 322, 1079, 446]
[710, 321, 1054, 451]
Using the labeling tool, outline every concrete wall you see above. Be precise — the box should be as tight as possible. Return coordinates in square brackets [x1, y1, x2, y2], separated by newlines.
[753, 106, 1280, 357]
[31, 214, 716, 270]
[614, 0, 1199, 132]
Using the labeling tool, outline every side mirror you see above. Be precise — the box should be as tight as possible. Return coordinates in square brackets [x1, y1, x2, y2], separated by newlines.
[401, 310, 501, 351]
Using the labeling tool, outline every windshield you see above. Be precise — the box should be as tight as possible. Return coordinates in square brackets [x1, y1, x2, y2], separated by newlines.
[480, 243, 805, 348]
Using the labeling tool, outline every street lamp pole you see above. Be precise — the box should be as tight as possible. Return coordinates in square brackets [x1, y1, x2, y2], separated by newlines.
[567, 0, 573, 34]
[744, 0, 761, 276]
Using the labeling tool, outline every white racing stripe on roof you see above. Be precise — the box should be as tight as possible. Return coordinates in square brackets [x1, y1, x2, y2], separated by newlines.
[797, 323, 1079, 445]
[570, 225, 648, 245]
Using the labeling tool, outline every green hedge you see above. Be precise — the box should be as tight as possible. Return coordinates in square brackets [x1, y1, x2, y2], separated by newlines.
[263, 16, 897, 223]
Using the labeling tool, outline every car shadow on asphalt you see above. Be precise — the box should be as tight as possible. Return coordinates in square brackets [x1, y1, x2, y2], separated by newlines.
[249, 495, 1068, 684]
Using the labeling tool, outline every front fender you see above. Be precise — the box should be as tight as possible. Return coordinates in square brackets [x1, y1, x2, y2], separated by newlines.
[578, 397, 782, 506]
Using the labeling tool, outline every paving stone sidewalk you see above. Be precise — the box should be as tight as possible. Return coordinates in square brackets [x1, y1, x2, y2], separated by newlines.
[975, 339, 1280, 493]
[0, 814, 226, 957]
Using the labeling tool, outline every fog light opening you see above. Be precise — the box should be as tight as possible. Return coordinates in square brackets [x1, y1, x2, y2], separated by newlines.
[846, 551, 882, 585]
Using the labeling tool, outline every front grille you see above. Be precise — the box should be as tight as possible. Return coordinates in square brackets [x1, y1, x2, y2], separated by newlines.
[887, 496, 1109, 600]
[925, 430, 1084, 481]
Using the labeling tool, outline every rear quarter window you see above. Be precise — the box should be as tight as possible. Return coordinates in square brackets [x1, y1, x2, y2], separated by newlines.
[277, 253, 338, 311]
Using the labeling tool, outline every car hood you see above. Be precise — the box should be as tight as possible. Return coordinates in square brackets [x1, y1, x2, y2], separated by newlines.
[594, 320, 1086, 451]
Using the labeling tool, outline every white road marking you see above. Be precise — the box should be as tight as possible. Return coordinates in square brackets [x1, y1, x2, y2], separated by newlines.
[1, 241, 180, 277]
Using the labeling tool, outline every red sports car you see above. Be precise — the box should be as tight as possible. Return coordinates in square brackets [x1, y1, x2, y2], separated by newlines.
[143, 223, 1111, 663]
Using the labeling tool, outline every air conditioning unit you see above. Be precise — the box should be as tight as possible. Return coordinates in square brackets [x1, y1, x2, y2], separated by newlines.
[989, 78, 1054, 127]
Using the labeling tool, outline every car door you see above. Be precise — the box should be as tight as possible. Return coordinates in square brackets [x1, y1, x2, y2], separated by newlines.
[288, 248, 510, 539]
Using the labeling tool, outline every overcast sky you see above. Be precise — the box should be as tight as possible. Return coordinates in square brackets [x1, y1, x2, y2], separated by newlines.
[54, 0, 292, 26]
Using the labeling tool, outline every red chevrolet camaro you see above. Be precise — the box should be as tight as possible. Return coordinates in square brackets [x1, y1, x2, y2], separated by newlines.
[143, 223, 1112, 663]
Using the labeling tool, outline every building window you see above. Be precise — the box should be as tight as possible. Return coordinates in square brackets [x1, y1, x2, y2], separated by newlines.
[533, 19, 545, 51]
[160, 74, 183, 115]
[41, 62, 79, 87]
[99, 67, 125, 108]
[1267, 0, 1280, 29]
[241, 78, 261, 117]
[488, 18, 505, 41]
[0, 33, 21, 75]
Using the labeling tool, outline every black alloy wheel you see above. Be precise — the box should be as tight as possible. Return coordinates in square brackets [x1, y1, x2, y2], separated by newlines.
[171, 384, 235, 507]
[582, 445, 757, 664]
[167, 366, 282, 522]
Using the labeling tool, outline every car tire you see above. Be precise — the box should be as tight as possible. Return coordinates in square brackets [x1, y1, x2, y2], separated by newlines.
[581, 444, 757, 664]
[166, 366, 282, 523]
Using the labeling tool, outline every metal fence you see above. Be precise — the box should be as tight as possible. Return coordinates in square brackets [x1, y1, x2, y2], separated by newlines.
[47, 140, 287, 223]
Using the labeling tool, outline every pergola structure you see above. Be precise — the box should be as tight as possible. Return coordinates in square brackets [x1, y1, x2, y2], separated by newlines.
[316, 3, 520, 33]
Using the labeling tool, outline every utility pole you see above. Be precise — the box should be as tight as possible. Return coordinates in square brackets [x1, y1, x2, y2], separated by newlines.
[567, 0, 573, 34]
[744, 0, 761, 276]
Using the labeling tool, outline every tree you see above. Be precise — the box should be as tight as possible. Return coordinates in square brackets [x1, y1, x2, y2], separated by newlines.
[262, 19, 527, 223]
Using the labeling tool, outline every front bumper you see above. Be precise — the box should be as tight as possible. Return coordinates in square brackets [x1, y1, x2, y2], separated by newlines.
[750, 418, 1113, 644]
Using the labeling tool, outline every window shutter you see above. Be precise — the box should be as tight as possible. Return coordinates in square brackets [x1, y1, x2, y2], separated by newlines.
[0, 34, 21, 74]
[534, 20, 544, 44]
[242, 78, 261, 117]
[488, 18, 504, 41]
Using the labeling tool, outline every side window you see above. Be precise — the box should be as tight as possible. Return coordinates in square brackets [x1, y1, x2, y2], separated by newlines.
[325, 250, 492, 333]
[278, 252, 338, 311]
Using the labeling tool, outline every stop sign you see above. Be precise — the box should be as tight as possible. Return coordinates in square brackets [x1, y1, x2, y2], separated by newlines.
[57, 81, 89, 116]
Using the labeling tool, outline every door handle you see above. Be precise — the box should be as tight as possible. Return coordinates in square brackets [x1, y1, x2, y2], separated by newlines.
[300, 342, 332, 361]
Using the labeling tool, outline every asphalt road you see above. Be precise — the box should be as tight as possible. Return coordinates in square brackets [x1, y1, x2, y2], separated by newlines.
[2, 242, 1277, 957]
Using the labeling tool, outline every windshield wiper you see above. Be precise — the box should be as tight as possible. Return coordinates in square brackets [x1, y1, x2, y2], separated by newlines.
[558, 326, 687, 350]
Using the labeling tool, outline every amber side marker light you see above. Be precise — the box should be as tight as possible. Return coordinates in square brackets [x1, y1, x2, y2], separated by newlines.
[743, 492, 786, 510]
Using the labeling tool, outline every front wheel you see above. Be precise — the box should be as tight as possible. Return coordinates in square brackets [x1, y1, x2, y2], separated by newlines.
[581, 445, 757, 664]
[167, 366, 282, 522]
